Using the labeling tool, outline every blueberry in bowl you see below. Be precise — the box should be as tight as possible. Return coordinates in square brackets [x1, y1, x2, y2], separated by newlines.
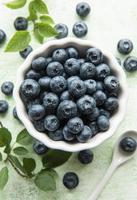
[14, 38, 127, 152]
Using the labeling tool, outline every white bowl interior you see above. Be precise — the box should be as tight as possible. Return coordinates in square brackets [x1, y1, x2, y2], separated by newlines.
[13, 38, 128, 152]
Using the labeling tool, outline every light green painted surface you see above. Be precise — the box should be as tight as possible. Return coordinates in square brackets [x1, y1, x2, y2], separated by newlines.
[0, 0, 137, 199]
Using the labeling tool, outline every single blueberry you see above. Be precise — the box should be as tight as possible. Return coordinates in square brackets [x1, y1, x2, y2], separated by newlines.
[52, 48, 68, 63]
[60, 91, 71, 101]
[1, 81, 14, 96]
[46, 62, 64, 77]
[117, 39, 133, 55]
[50, 76, 67, 94]
[76, 125, 92, 143]
[63, 125, 75, 141]
[25, 70, 41, 80]
[44, 115, 60, 131]
[104, 97, 119, 112]
[48, 128, 64, 141]
[67, 117, 84, 134]
[87, 121, 99, 136]
[78, 150, 94, 164]
[19, 45, 33, 59]
[0, 100, 8, 113]
[63, 172, 79, 189]
[33, 118, 45, 132]
[80, 62, 96, 79]
[43, 92, 59, 110]
[66, 47, 79, 59]
[123, 56, 137, 72]
[14, 17, 28, 30]
[73, 21, 88, 38]
[68, 79, 86, 98]
[76, 2, 91, 17]
[55, 23, 68, 39]
[87, 107, 100, 122]
[97, 115, 110, 132]
[104, 76, 120, 93]
[32, 57, 48, 71]
[38, 76, 51, 90]
[84, 79, 96, 94]
[96, 64, 110, 80]
[93, 90, 107, 106]
[33, 141, 48, 155]
[120, 137, 137, 153]
[28, 104, 45, 121]
[64, 58, 80, 76]
[0, 29, 6, 44]
[86, 48, 103, 65]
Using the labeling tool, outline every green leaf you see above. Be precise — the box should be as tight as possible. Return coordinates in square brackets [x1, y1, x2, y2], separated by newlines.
[42, 150, 72, 168]
[13, 147, 28, 155]
[33, 0, 48, 14]
[6, 0, 27, 9]
[23, 158, 36, 175]
[35, 23, 57, 38]
[27, 1, 37, 21]
[0, 167, 9, 190]
[40, 15, 54, 25]
[4, 145, 11, 155]
[16, 129, 34, 145]
[5, 31, 31, 52]
[0, 128, 12, 147]
[34, 169, 56, 191]
[0, 153, 2, 161]
[8, 155, 26, 174]
[33, 26, 44, 44]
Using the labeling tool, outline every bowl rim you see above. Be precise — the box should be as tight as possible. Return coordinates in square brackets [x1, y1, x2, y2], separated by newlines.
[13, 37, 128, 152]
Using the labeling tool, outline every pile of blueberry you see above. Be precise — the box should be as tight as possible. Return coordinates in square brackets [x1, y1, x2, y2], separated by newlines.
[20, 45, 120, 144]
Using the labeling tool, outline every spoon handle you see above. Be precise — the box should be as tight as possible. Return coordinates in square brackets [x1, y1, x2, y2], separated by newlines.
[88, 162, 117, 200]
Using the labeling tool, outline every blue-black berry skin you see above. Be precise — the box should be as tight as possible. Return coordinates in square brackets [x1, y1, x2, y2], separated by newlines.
[32, 57, 48, 72]
[104, 76, 120, 93]
[97, 115, 110, 132]
[68, 79, 86, 99]
[120, 137, 137, 153]
[20, 79, 40, 99]
[63, 172, 79, 189]
[33, 119, 45, 132]
[104, 97, 119, 112]
[46, 62, 64, 77]
[60, 91, 71, 101]
[93, 90, 107, 106]
[1, 81, 14, 96]
[25, 70, 41, 81]
[99, 109, 110, 118]
[66, 47, 79, 59]
[28, 104, 45, 121]
[57, 100, 77, 120]
[84, 79, 96, 95]
[43, 92, 59, 110]
[64, 58, 80, 76]
[73, 22, 88, 38]
[14, 17, 28, 30]
[87, 121, 99, 136]
[86, 48, 103, 65]
[78, 59, 85, 66]
[52, 49, 68, 63]
[0, 100, 9, 113]
[50, 76, 67, 94]
[96, 81, 104, 91]
[27, 99, 41, 110]
[87, 107, 100, 122]
[55, 24, 68, 39]
[0, 29, 6, 44]
[67, 76, 80, 87]
[96, 64, 110, 80]
[38, 76, 51, 90]
[77, 95, 96, 115]
[76, 2, 91, 17]
[13, 107, 19, 120]
[117, 39, 133, 55]
[123, 56, 137, 72]
[78, 150, 93, 164]
[76, 125, 92, 143]
[48, 128, 64, 141]
[67, 117, 84, 134]
[19, 45, 33, 59]
[63, 126, 75, 141]
[44, 115, 60, 131]
[80, 62, 96, 79]
[33, 141, 48, 155]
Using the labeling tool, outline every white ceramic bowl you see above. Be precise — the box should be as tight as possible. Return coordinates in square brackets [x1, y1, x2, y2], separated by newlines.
[13, 38, 128, 152]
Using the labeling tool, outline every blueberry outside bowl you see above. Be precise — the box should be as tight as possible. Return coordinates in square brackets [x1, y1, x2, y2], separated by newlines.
[13, 38, 128, 152]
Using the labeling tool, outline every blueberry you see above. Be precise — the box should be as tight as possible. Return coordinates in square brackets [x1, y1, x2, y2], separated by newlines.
[0, 29, 6, 44]
[87, 121, 99, 136]
[97, 115, 110, 131]
[13, 107, 19, 120]
[33, 119, 45, 132]
[99, 109, 110, 118]
[55, 24, 68, 39]
[80, 62, 96, 79]
[63, 125, 75, 141]
[1, 81, 14, 96]
[104, 76, 120, 93]
[84, 79, 96, 94]
[47, 57, 52, 65]
[116, 57, 121, 65]
[68, 79, 86, 98]
[120, 137, 137, 153]
[86, 48, 103, 65]
[19, 45, 33, 59]
[78, 150, 93, 164]
[87, 107, 100, 122]
[20, 79, 40, 99]
[43, 92, 59, 110]
[60, 91, 71, 101]
[67, 76, 80, 86]
[66, 47, 79, 59]
[104, 97, 119, 112]
[44, 115, 60, 131]
[78, 59, 85, 66]
[93, 90, 107, 106]
[73, 22, 88, 38]
[64, 58, 80, 75]
[76, 2, 91, 17]
[57, 100, 77, 120]
[50, 76, 67, 94]
[52, 49, 68, 63]
[27, 99, 41, 110]
[14, 17, 28, 30]
[123, 56, 137, 72]
[32, 57, 48, 71]
[96, 81, 104, 90]
[67, 117, 84, 134]
[48, 128, 64, 141]
[96, 64, 110, 80]
[28, 104, 45, 121]
[0, 100, 8, 113]
[46, 62, 64, 77]
[33, 141, 48, 155]
[76, 126, 92, 143]
[63, 172, 79, 189]
[38, 76, 51, 90]
[117, 39, 133, 55]
[25, 70, 41, 80]
[77, 95, 96, 115]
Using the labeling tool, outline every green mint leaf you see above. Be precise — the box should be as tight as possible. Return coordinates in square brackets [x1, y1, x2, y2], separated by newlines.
[33, 0, 48, 14]
[27, 1, 37, 21]
[0, 153, 2, 161]
[0, 167, 9, 190]
[34, 169, 56, 191]
[5, 31, 31, 52]
[4, 145, 11, 155]
[8, 155, 26, 174]
[33, 26, 44, 44]
[0, 128, 12, 147]
[42, 150, 72, 168]
[39, 15, 54, 25]
[44, 169, 58, 178]
[35, 23, 57, 38]
[16, 129, 34, 145]
[13, 147, 28, 155]
[6, 0, 27, 9]
[23, 158, 36, 176]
